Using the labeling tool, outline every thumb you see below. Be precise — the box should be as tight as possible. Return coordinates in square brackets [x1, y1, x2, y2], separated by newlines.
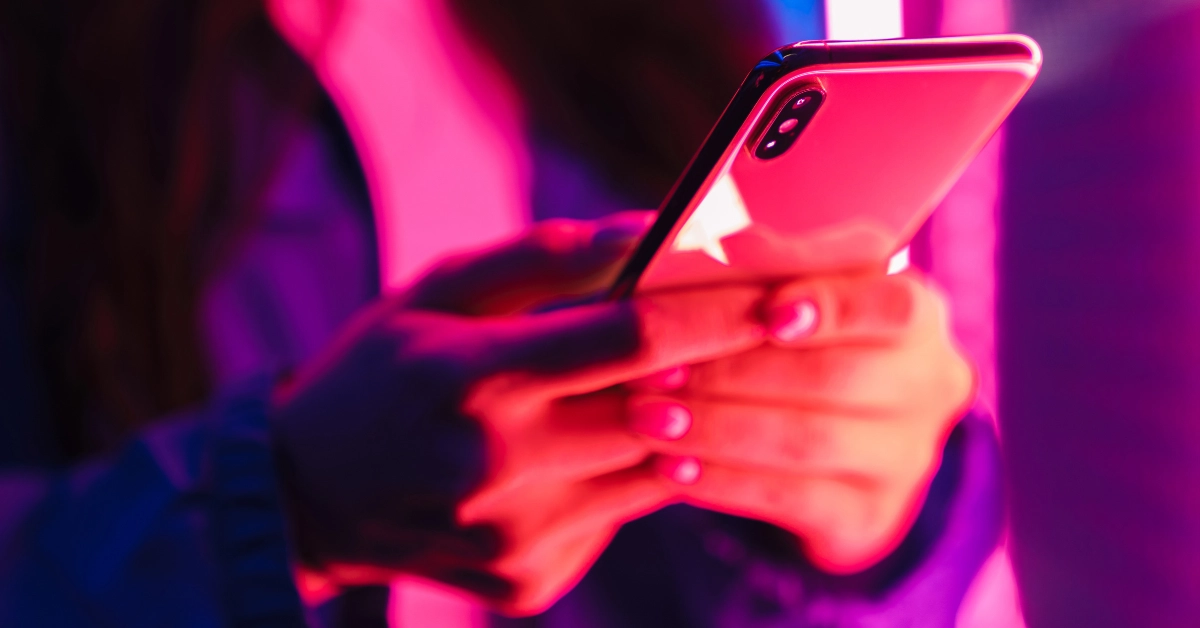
[474, 285, 767, 401]
[405, 212, 655, 316]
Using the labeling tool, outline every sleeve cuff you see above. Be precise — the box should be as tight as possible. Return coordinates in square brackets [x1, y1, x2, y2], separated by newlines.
[210, 375, 310, 627]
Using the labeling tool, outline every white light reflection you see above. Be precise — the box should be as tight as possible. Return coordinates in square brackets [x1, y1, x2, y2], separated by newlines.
[826, 0, 904, 40]
[673, 172, 752, 265]
[887, 245, 911, 274]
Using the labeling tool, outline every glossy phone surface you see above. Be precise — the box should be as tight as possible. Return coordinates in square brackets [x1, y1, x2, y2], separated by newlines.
[610, 35, 1041, 298]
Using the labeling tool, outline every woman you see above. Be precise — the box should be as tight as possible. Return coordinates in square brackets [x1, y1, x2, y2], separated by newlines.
[0, 0, 996, 625]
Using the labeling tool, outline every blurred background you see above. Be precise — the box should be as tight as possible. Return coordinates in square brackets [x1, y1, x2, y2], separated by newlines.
[5, 0, 1197, 625]
[270, 0, 1199, 625]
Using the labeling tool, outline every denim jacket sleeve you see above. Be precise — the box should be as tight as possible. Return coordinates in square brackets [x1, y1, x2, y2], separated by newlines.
[0, 375, 309, 628]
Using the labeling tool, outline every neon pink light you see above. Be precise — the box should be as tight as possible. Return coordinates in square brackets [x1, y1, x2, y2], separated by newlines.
[930, 136, 1001, 412]
[957, 545, 1026, 627]
[269, 0, 1023, 625]
[925, 0, 1024, 625]
[389, 577, 484, 628]
[271, 0, 526, 626]
[289, 0, 530, 293]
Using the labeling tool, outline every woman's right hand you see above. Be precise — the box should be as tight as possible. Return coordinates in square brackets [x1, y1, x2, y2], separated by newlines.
[269, 214, 766, 614]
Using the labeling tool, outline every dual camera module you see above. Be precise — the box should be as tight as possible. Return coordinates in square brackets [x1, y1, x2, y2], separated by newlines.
[754, 88, 824, 160]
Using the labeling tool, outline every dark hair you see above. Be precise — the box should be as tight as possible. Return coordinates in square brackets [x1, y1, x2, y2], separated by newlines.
[446, 0, 776, 205]
[0, 1, 325, 458]
[0, 0, 769, 460]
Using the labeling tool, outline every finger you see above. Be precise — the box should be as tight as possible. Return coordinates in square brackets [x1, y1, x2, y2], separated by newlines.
[453, 463, 677, 613]
[626, 364, 690, 391]
[673, 461, 929, 573]
[627, 395, 938, 477]
[680, 341, 974, 415]
[471, 285, 768, 402]
[406, 212, 656, 316]
[479, 463, 678, 579]
[763, 271, 938, 347]
[476, 391, 649, 494]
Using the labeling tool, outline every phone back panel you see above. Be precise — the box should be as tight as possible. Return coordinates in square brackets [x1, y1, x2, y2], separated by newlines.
[614, 35, 1040, 296]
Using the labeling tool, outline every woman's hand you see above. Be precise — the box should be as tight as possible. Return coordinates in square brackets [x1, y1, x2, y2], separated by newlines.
[626, 270, 976, 573]
[271, 207, 976, 613]
[269, 213, 766, 613]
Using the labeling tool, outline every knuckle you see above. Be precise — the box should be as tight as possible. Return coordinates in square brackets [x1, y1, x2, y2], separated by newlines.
[687, 357, 721, 389]
[527, 219, 590, 256]
[778, 420, 829, 465]
[399, 346, 476, 398]
[950, 354, 977, 404]
[867, 503, 910, 549]
[407, 254, 474, 305]
[801, 349, 853, 396]
[505, 576, 564, 617]
[922, 286, 954, 332]
[901, 442, 943, 487]
[429, 250, 474, 278]
[871, 275, 920, 328]
[930, 347, 976, 419]
[521, 220, 610, 280]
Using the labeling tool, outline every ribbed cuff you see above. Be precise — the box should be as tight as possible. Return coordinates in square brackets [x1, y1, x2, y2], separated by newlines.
[210, 375, 309, 627]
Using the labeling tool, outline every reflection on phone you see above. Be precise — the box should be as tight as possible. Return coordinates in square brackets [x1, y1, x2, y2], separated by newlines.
[671, 171, 751, 265]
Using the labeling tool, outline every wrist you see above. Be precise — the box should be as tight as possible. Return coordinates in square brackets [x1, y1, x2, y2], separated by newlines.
[267, 376, 333, 586]
[210, 374, 309, 626]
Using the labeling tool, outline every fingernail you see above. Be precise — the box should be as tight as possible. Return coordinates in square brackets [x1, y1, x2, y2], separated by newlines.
[631, 401, 692, 440]
[593, 213, 655, 248]
[767, 300, 819, 342]
[656, 455, 701, 485]
[636, 365, 690, 390]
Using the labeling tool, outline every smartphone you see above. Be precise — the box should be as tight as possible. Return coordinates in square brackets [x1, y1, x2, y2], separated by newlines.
[609, 35, 1041, 298]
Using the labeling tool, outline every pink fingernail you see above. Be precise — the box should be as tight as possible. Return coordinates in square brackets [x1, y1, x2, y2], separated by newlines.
[767, 300, 819, 342]
[640, 365, 690, 390]
[631, 402, 692, 441]
[656, 455, 701, 485]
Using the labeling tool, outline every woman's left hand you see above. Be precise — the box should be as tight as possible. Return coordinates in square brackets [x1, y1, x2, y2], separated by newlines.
[626, 270, 976, 573]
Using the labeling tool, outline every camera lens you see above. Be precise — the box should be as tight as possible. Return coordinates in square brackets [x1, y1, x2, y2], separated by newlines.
[754, 88, 824, 160]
